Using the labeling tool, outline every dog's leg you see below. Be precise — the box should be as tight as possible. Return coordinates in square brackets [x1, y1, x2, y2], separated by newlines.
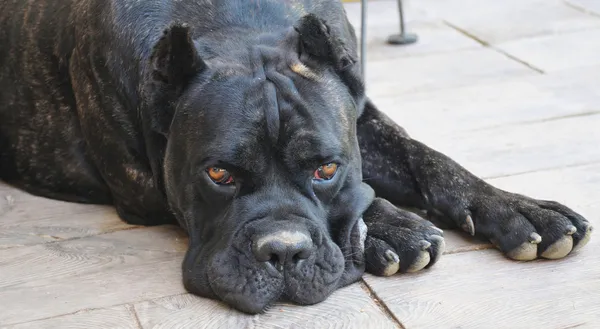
[357, 100, 593, 268]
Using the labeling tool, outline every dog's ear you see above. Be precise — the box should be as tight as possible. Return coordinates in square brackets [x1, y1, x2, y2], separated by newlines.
[146, 23, 206, 136]
[294, 14, 365, 111]
[151, 23, 205, 90]
[294, 14, 357, 71]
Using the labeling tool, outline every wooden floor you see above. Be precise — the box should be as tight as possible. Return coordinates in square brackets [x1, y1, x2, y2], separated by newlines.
[1, 0, 600, 328]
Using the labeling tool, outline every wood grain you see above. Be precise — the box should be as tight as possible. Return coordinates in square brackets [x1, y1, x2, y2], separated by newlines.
[0, 227, 188, 326]
[0, 182, 133, 249]
[410, 112, 600, 180]
[133, 284, 399, 329]
[372, 65, 600, 137]
[365, 244, 600, 329]
[1, 306, 140, 329]
[414, 0, 600, 43]
[366, 47, 536, 98]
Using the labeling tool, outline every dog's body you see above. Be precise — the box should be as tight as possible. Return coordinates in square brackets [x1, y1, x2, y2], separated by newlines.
[0, 0, 592, 313]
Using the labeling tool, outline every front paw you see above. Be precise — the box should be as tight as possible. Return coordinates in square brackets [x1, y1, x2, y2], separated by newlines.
[363, 198, 445, 277]
[446, 191, 593, 261]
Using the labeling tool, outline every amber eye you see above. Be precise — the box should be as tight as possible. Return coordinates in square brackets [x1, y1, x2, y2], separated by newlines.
[313, 163, 338, 181]
[206, 167, 234, 185]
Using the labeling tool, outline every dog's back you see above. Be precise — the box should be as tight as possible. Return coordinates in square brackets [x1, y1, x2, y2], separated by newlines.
[0, 0, 106, 201]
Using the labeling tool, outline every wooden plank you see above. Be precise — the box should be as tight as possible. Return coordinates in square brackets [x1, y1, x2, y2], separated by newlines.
[488, 163, 600, 213]
[133, 284, 399, 329]
[365, 245, 600, 329]
[409, 113, 600, 179]
[2, 305, 140, 329]
[364, 163, 600, 329]
[497, 28, 600, 72]
[0, 183, 133, 249]
[0, 227, 188, 326]
[372, 66, 600, 137]
[365, 48, 536, 98]
[443, 231, 492, 254]
[0, 225, 397, 328]
[414, 0, 600, 43]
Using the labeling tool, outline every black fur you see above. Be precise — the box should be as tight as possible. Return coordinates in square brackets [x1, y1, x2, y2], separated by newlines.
[0, 0, 591, 314]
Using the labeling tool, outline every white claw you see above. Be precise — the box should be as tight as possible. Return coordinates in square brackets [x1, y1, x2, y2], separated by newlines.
[419, 240, 432, 250]
[428, 235, 445, 264]
[566, 225, 577, 235]
[462, 215, 475, 236]
[529, 232, 542, 244]
[384, 249, 400, 263]
[382, 250, 400, 276]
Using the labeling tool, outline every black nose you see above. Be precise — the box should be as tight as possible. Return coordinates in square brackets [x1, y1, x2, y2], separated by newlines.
[252, 231, 313, 270]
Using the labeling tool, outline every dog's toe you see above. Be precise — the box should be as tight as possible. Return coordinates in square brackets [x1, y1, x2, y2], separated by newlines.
[506, 241, 538, 261]
[572, 225, 593, 253]
[406, 249, 431, 273]
[381, 250, 400, 276]
[541, 234, 574, 259]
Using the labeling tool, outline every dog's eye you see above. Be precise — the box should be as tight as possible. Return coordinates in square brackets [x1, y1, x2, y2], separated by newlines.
[207, 167, 234, 185]
[313, 163, 338, 181]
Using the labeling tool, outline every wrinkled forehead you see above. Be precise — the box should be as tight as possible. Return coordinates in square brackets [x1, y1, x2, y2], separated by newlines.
[176, 61, 356, 168]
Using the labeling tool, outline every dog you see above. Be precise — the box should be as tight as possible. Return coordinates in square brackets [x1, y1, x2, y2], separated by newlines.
[0, 0, 593, 314]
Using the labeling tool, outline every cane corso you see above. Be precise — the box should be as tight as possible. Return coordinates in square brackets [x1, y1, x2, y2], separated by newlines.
[0, 0, 593, 313]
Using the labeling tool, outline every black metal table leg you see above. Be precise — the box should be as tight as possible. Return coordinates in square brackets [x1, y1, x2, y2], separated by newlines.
[387, 0, 418, 45]
[360, 0, 367, 80]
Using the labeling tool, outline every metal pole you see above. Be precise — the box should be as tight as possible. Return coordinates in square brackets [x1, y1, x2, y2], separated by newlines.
[387, 0, 418, 45]
[360, 0, 367, 82]
[398, 0, 406, 33]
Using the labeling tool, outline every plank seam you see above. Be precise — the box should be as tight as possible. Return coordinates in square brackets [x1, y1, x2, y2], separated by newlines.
[444, 244, 494, 255]
[0, 306, 117, 327]
[563, 0, 600, 18]
[466, 110, 600, 133]
[359, 279, 406, 329]
[441, 21, 546, 74]
[0, 224, 146, 250]
[0, 292, 190, 327]
[126, 304, 144, 329]
[483, 160, 600, 181]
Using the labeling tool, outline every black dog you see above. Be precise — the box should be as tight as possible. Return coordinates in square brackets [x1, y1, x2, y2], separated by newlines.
[0, 0, 592, 314]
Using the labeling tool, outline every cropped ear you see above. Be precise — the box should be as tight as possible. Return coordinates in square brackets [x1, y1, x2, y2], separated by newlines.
[293, 14, 365, 112]
[151, 23, 205, 89]
[294, 14, 357, 71]
[146, 23, 206, 136]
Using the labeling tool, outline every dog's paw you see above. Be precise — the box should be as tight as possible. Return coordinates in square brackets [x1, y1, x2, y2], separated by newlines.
[443, 191, 593, 261]
[363, 198, 445, 276]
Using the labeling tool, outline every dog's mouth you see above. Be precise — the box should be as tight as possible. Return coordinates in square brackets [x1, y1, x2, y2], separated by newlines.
[182, 217, 368, 314]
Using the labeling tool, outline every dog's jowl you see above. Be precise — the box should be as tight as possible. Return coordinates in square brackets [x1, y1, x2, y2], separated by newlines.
[0, 0, 592, 313]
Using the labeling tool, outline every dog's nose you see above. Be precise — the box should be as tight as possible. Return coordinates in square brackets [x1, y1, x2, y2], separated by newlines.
[252, 231, 313, 270]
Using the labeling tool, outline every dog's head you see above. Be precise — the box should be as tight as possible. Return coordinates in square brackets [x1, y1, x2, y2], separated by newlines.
[143, 16, 373, 313]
